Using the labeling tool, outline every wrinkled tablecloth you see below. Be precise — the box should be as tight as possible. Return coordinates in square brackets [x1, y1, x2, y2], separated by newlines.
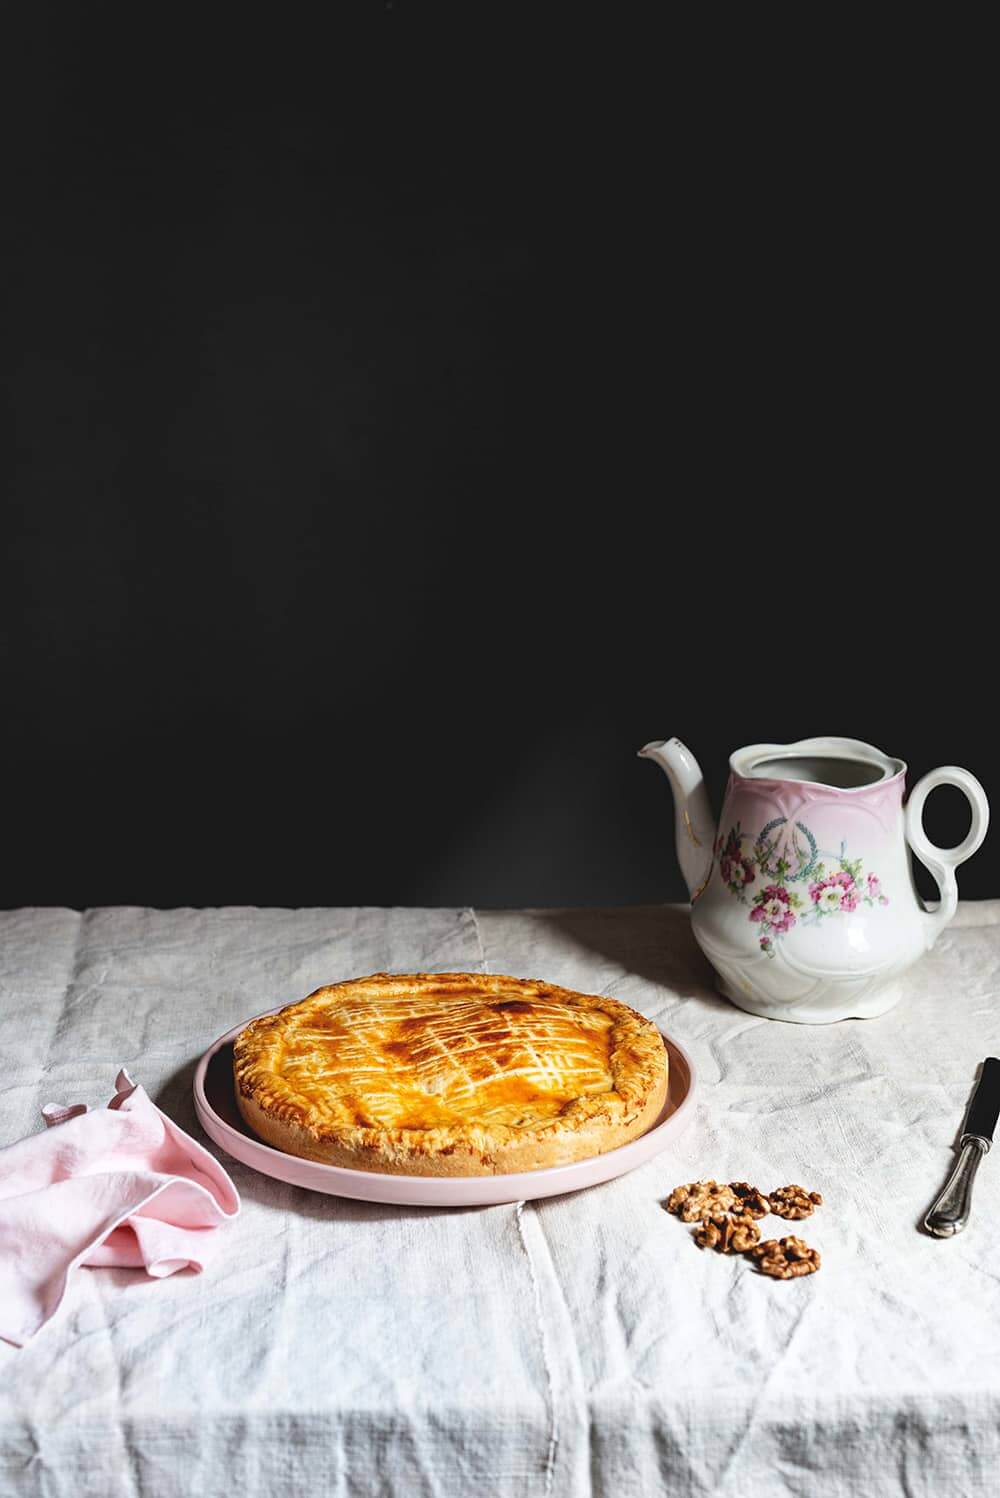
[2, 902, 1000, 1497]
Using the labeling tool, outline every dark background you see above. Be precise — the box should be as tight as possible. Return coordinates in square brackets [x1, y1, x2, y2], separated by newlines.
[1, 12, 992, 909]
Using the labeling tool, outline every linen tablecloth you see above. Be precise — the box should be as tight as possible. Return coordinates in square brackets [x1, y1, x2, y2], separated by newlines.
[2, 903, 1000, 1497]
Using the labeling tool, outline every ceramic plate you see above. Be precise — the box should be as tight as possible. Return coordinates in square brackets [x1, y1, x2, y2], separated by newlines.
[193, 1009, 696, 1207]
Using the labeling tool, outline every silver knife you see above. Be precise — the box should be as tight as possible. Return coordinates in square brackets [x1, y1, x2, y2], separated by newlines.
[925, 1057, 1000, 1237]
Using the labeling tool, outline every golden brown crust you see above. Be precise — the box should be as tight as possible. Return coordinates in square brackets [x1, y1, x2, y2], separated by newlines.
[233, 972, 668, 1176]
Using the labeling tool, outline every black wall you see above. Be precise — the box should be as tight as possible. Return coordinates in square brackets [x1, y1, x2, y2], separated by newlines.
[2, 13, 992, 909]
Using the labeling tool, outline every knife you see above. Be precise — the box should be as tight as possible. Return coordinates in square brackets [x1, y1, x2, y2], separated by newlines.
[924, 1057, 1000, 1238]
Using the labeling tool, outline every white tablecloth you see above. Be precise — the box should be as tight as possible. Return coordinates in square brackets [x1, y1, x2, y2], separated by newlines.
[2, 902, 1000, 1497]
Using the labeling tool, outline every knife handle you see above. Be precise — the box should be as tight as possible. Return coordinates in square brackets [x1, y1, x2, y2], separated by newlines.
[924, 1137, 989, 1237]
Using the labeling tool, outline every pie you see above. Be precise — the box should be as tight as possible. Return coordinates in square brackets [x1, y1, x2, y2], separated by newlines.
[233, 971, 668, 1176]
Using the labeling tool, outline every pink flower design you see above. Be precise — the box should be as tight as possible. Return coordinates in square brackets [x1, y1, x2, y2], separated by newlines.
[718, 829, 741, 861]
[719, 816, 889, 953]
[751, 885, 797, 934]
[720, 849, 755, 893]
[810, 871, 859, 912]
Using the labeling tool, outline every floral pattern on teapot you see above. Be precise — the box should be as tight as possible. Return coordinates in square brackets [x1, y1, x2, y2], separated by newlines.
[715, 817, 889, 957]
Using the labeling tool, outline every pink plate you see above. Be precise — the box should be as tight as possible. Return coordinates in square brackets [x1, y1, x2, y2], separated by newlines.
[193, 1010, 696, 1207]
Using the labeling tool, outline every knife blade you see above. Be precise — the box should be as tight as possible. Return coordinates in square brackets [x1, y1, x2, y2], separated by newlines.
[963, 1057, 1000, 1144]
[924, 1057, 1000, 1238]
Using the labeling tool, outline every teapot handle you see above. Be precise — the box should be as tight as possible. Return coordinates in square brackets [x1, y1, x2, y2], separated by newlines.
[905, 766, 990, 947]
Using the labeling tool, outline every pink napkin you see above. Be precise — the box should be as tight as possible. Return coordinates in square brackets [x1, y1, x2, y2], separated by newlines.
[0, 1069, 240, 1347]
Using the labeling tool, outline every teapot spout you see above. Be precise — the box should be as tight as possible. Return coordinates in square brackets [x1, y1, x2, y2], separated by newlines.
[638, 738, 715, 901]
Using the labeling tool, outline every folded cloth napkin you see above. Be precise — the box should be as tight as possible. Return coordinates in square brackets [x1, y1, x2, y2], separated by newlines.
[0, 1069, 240, 1347]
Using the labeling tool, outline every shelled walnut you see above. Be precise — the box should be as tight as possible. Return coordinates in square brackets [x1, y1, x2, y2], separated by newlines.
[728, 1181, 771, 1219]
[751, 1236, 821, 1279]
[694, 1212, 761, 1254]
[666, 1180, 738, 1222]
[769, 1185, 823, 1220]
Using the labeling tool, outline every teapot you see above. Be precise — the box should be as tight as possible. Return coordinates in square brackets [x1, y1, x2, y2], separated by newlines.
[639, 736, 989, 1023]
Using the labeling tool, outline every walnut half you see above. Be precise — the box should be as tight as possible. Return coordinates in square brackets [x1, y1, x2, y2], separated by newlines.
[694, 1212, 761, 1254]
[666, 1180, 738, 1222]
[728, 1181, 771, 1219]
[751, 1236, 821, 1279]
[769, 1185, 823, 1220]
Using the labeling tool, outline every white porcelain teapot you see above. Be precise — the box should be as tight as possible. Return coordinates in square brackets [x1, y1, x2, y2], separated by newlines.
[639, 736, 989, 1023]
